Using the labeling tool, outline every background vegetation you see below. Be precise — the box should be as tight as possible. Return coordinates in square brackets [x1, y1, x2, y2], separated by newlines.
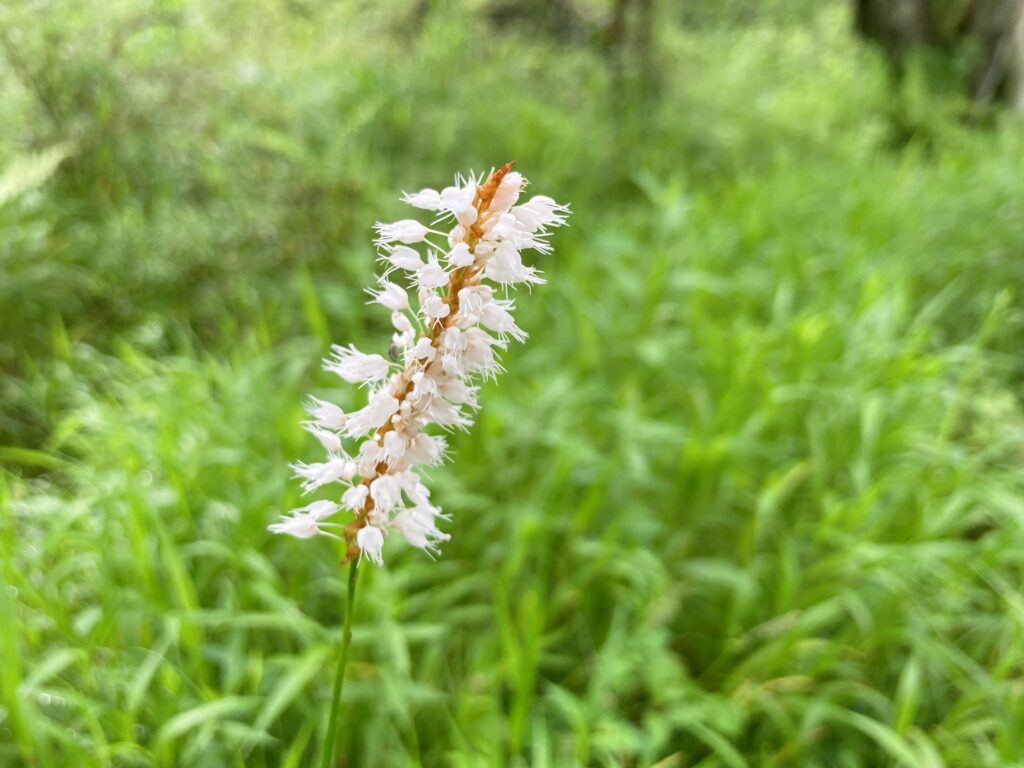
[2, 1, 1023, 765]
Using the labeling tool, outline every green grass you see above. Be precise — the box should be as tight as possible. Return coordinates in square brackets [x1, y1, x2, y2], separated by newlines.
[2, 1, 1024, 766]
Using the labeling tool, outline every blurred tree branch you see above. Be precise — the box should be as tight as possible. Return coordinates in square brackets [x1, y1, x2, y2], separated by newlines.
[0, 25, 65, 130]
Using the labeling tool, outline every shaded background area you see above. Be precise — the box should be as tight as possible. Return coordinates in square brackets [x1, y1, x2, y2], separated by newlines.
[1, 1, 1023, 765]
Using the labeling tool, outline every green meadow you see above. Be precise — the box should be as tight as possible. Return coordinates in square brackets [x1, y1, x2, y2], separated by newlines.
[2, 1, 1023, 765]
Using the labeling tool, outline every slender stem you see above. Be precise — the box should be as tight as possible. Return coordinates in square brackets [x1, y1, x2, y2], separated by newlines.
[321, 560, 360, 768]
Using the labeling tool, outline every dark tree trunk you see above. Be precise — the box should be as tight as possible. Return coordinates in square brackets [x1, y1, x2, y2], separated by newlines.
[854, 0, 1024, 112]
[971, 0, 1024, 106]
[854, 0, 930, 62]
[1012, 6, 1024, 109]
[488, 0, 586, 41]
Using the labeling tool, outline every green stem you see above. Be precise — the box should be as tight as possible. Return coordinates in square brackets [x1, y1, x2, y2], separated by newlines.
[321, 560, 360, 768]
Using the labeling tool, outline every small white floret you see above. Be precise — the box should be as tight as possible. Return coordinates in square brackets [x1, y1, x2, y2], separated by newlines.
[342, 483, 369, 512]
[512, 195, 570, 232]
[268, 514, 322, 539]
[304, 397, 347, 430]
[324, 344, 390, 385]
[370, 474, 403, 513]
[447, 242, 474, 268]
[343, 391, 400, 438]
[357, 525, 385, 566]
[268, 500, 343, 540]
[368, 280, 409, 311]
[416, 260, 449, 290]
[290, 457, 353, 493]
[375, 219, 431, 245]
[402, 188, 443, 210]
[421, 294, 450, 320]
[303, 423, 343, 453]
[385, 245, 425, 272]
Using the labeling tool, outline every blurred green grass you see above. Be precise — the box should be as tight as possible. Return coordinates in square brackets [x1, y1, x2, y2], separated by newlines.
[2, 1, 1024, 766]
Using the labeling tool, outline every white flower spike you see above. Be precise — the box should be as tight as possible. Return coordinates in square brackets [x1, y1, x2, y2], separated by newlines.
[271, 163, 570, 565]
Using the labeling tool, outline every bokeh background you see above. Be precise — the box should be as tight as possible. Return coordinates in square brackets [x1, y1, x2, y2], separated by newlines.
[2, 1, 1024, 765]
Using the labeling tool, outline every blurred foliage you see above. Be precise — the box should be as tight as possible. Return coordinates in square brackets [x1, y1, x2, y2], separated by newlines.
[2, 0, 1024, 766]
